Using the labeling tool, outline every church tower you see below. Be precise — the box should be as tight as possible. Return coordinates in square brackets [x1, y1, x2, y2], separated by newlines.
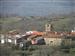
[45, 23, 53, 32]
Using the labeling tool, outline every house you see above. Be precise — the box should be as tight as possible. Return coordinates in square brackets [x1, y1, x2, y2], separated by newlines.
[43, 32, 63, 46]
[17, 31, 45, 46]
[0, 34, 5, 44]
[4, 30, 22, 45]
[0, 34, 12, 44]
[61, 35, 75, 48]
[30, 35, 45, 45]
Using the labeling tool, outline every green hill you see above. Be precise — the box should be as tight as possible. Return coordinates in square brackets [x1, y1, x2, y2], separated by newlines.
[0, 15, 75, 33]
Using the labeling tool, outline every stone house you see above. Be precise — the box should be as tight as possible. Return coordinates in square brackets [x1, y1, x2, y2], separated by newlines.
[43, 32, 63, 46]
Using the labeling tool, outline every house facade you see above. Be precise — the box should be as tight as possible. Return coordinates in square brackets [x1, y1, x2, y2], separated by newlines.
[44, 37, 62, 46]
[43, 32, 64, 46]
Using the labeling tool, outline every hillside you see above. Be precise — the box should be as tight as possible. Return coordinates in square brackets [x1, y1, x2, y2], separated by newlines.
[0, 15, 75, 33]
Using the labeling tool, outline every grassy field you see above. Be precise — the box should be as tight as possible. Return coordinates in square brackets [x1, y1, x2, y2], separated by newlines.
[0, 44, 75, 56]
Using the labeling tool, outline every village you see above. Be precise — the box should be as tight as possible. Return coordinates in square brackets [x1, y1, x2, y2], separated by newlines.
[0, 23, 75, 48]
[0, 0, 75, 56]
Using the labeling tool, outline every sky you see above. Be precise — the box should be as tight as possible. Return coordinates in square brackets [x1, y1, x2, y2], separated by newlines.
[0, 0, 75, 16]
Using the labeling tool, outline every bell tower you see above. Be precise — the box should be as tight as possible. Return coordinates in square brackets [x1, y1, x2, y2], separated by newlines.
[45, 23, 53, 32]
